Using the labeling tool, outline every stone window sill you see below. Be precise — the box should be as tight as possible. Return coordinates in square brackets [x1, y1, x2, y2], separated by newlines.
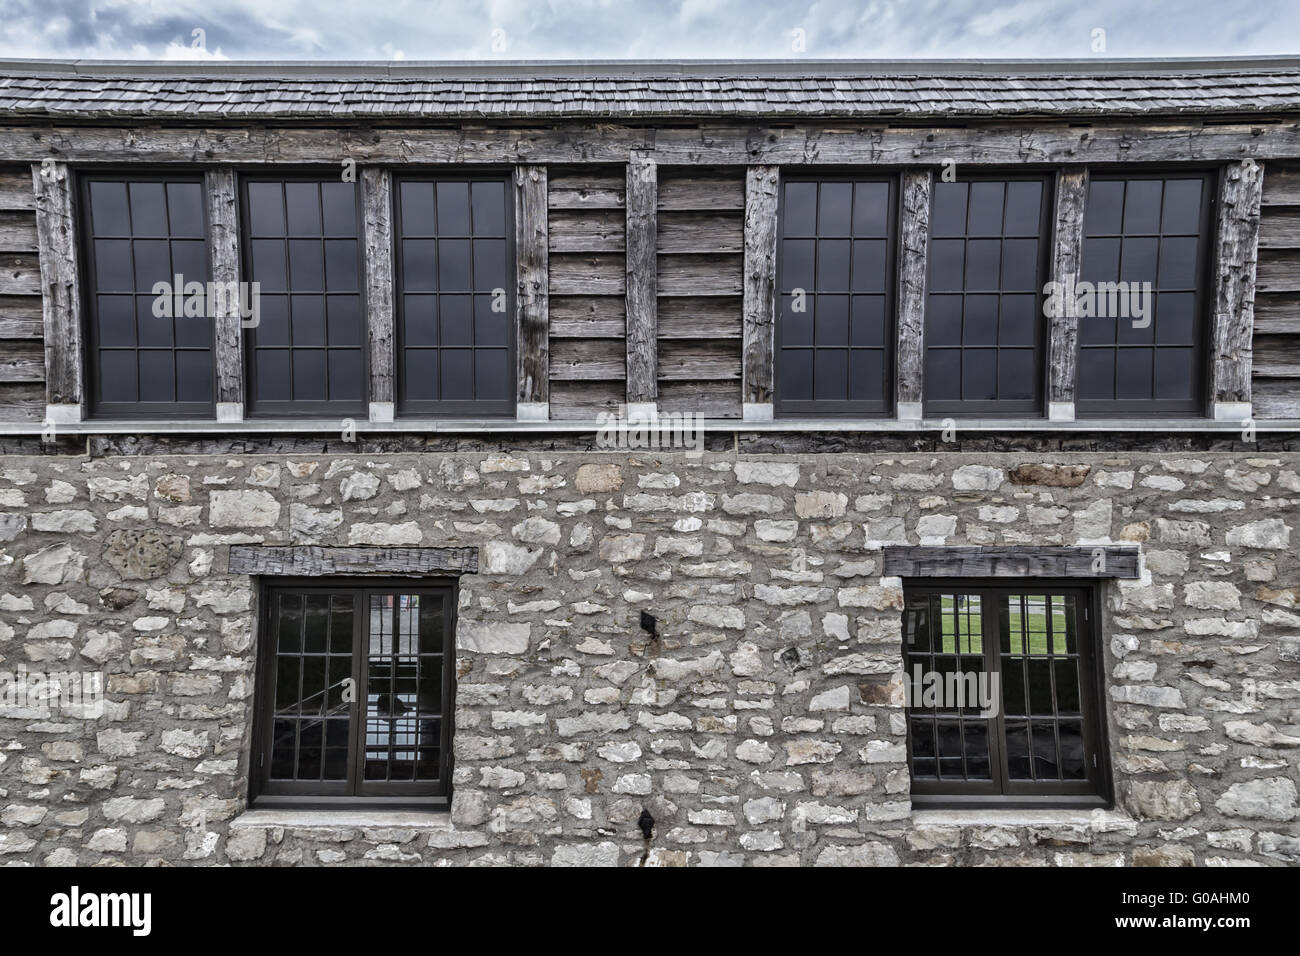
[911, 808, 1136, 831]
[231, 809, 453, 831]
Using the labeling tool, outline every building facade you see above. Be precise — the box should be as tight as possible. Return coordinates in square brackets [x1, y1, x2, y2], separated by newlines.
[0, 58, 1297, 866]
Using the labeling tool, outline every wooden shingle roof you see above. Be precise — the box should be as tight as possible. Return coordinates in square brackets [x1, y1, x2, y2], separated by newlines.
[1, 57, 1299, 121]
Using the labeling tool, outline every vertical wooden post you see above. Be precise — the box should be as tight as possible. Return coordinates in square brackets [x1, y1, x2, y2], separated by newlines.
[1048, 166, 1088, 421]
[514, 164, 549, 420]
[624, 154, 657, 414]
[1211, 159, 1263, 420]
[207, 167, 244, 422]
[743, 165, 779, 420]
[32, 161, 84, 423]
[896, 169, 932, 420]
[361, 167, 395, 422]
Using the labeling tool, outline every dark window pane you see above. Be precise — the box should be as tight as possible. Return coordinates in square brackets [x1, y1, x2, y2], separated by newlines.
[850, 239, 887, 292]
[132, 239, 171, 288]
[475, 349, 510, 401]
[1123, 179, 1163, 233]
[328, 350, 363, 402]
[292, 350, 327, 402]
[927, 295, 962, 347]
[815, 295, 849, 346]
[170, 240, 207, 285]
[963, 295, 998, 346]
[967, 181, 1005, 236]
[471, 181, 506, 234]
[852, 182, 890, 236]
[285, 182, 322, 235]
[98, 296, 135, 347]
[783, 182, 818, 236]
[99, 351, 136, 403]
[291, 295, 326, 346]
[930, 182, 968, 237]
[818, 182, 852, 235]
[403, 295, 437, 347]
[438, 239, 471, 291]
[255, 349, 292, 402]
[848, 349, 884, 402]
[136, 296, 174, 347]
[1154, 347, 1195, 400]
[1001, 239, 1038, 291]
[472, 238, 507, 288]
[816, 239, 850, 290]
[247, 183, 286, 236]
[404, 350, 439, 401]
[998, 349, 1035, 400]
[782, 239, 815, 292]
[1116, 348, 1153, 400]
[440, 295, 472, 346]
[1003, 181, 1042, 236]
[1156, 292, 1196, 345]
[474, 294, 509, 347]
[781, 295, 813, 346]
[999, 295, 1036, 346]
[928, 239, 965, 292]
[166, 183, 205, 237]
[441, 349, 473, 400]
[850, 295, 885, 347]
[779, 348, 813, 400]
[1078, 348, 1115, 400]
[1120, 236, 1158, 282]
[1081, 237, 1120, 284]
[257, 296, 290, 347]
[1085, 180, 1124, 235]
[288, 239, 324, 290]
[403, 239, 437, 292]
[251, 240, 288, 291]
[1157, 236, 1198, 289]
[327, 296, 362, 347]
[1161, 179, 1203, 233]
[961, 349, 997, 400]
[925, 349, 961, 401]
[137, 350, 175, 401]
[400, 182, 435, 232]
[176, 350, 213, 403]
[320, 182, 356, 235]
[965, 239, 1001, 288]
[814, 349, 847, 401]
[94, 239, 133, 292]
[128, 182, 168, 235]
[89, 181, 130, 235]
[436, 182, 471, 234]
[324, 240, 359, 292]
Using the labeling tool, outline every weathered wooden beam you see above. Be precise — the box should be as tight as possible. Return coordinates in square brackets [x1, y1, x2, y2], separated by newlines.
[206, 167, 243, 422]
[514, 164, 549, 419]
[1212, 160, 1264, 415]
[1048, 166, 1088, 419]
[742, 165, 778, 417]
[883, 545, 1141, 579]
[624, 154, 657, 408]
[896, 169, 932, 419]
[31, 161, 82, 421]
[361, 166, 395, 422]
[7, 121, 1300, 166]
[228, 544, 479, 576]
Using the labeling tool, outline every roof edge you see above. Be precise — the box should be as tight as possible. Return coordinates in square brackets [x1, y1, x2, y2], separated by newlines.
[2, 54, 1300, 79]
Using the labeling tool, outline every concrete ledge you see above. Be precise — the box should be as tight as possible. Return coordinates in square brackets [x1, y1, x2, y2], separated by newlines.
[912, 808, 1136, 831]
[231, 809, 451, 830]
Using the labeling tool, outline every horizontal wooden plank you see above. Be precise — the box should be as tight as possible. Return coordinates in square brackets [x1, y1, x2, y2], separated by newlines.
[1258, 208, 1300, 249]
[883, 545, 1141, 579]
[1256, 250, 1300, 293]
[550, 295, 626, 338]
[657, 295, 742, 339]
[10, 122, 1300, 167]
[550, 337, 627, 381]
[1251, 334, 1300, 370]
[657, 340, 742, 380]
[0, 341, 44, 383]
[1262, 166, 1300, 206]
[0, 211, 37, 253]
[0, 295, 43, 338]
[0, 253, 40, 295]
[1253, 291, 1300, 331]
[548, 208, 625, 253]
[548, 170, 625, 210]
[657, 211, 743, 254]
[229, 545, 479, 576]
[657, 379, 741, 418]
[658, 173, 746, 211]
[0, 382, 43, 422]
[548, 253, 625, 296]
[1251, 378, 1300, 417]
[1252, 362, 1300, 378]
[549, 380, 625, 420]
[657, 253, 743, 296]
[0, 169, 34, 211]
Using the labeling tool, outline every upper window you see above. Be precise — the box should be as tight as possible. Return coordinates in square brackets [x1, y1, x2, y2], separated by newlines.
[241, 177, 366, 417]
[776, 177, 896, 415]
[394, 176, 514, 416]
[80, 174, 212, 418]
[926, 176, 1051, 416]
[1077, 172, 1213, 416]
[904, 582, 1109, 808]
[252, 582, 455, 807]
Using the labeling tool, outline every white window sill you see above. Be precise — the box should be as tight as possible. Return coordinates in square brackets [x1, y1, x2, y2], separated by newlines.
[231, 809, 452, 831]
[911, 808, 1136, 831]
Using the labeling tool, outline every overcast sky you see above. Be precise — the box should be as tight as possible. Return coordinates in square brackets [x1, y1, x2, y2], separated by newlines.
[0, 0, 1295, 61]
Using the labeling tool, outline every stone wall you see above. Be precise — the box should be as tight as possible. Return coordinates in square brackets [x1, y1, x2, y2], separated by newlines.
[0, 449, 1296, 866]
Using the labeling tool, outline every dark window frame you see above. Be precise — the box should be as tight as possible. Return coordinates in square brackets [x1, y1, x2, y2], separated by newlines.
[1076, 168, 1217, 418]
[250, 577, 457, 811]
[77, 170, 216, 420]
[774, 171, 899, 417]
[924, 171, 1055, 418]
[238, 172, 370, 419]
[903, 578, 1113, 810]
[392, 170, 517, 418]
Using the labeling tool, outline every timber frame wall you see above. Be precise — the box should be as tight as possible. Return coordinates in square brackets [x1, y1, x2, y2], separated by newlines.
[3, 117, 1296, 432]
